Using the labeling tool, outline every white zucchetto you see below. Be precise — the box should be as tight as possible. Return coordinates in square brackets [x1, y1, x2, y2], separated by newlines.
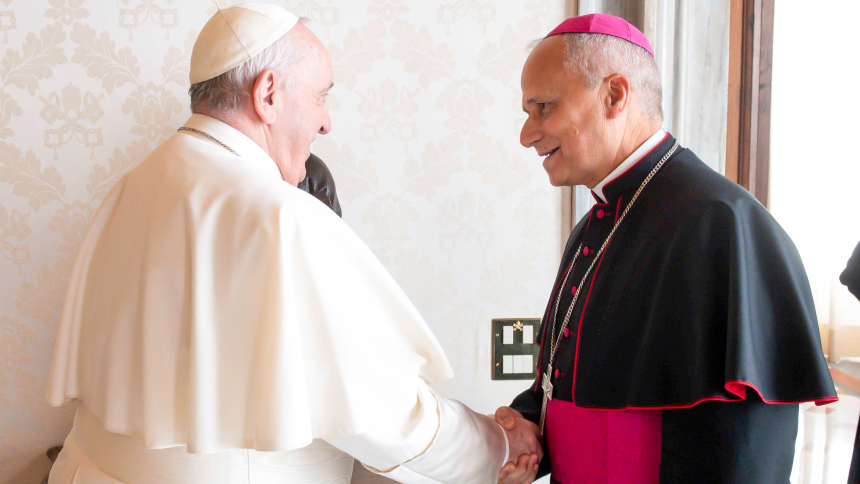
[190, 3, 299, 84]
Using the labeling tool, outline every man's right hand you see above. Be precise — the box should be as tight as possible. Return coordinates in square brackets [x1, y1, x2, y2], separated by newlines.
[493, 406, 542, 484]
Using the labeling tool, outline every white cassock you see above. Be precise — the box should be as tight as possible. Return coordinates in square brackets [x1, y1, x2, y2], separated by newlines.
[46, 114, 508, 484]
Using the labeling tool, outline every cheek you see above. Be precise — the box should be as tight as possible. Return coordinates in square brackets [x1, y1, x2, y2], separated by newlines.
[553, 118, 582, 153]
[561, 109, 602, 150]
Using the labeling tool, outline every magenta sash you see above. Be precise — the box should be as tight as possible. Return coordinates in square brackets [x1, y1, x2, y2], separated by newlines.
[545, 399, 662, 484]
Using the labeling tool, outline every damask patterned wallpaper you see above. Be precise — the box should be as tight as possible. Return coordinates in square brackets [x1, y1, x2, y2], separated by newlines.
[0, 1, 565, 482]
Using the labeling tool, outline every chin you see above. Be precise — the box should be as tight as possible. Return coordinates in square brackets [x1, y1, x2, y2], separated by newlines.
[543, 156, 572, 187]
[545, 174, 564, 187]
[543, 167, 570, 187]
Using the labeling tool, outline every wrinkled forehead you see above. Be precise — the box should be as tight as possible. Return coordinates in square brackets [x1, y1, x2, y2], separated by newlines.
[311, 49, 334, 92]
[290, 28, 334, 90]
[521, 37, 569, 91]
[295, 23, 329, 56]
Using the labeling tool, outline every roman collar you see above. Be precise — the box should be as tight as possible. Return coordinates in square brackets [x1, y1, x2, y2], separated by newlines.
[591, 130, 675, 205]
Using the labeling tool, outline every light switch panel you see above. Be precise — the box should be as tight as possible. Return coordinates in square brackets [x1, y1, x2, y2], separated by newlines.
[513, 355, 524, 373]
[523, 325, 534, 344]
[492, 318, 542, 380]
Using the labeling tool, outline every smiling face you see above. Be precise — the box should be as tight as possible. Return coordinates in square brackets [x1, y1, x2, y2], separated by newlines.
[520, 36, 617, 188]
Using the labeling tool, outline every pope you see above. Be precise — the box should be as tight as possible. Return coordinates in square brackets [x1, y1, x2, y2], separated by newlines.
[44, 4, 541, 484]
[495, 13, 837, 484]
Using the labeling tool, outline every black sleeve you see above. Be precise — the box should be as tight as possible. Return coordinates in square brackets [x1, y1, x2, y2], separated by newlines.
[509, 385, 552, 479]
[660, 393, 798, 484]
[298, 153, 343, 217]
[510, 385, 542, 424]
[840, 240, 860, 300]
[849, 416, 860, 483]
[847, 242, 860, 484]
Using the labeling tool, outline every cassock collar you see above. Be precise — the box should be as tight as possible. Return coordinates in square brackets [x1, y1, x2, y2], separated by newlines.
[592, 130, 673, 204]
[180, 113, 284, 180]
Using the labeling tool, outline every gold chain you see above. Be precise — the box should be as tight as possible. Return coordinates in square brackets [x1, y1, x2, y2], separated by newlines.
[545, 141, 680, 374]
[177, 127, 239, 156]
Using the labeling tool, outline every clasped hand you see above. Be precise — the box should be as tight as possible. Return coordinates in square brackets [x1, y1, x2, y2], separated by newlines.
[493, 406, 542, 484]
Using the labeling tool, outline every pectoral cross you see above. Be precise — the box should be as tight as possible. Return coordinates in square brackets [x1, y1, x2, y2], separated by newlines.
[539, 364, 553, 433]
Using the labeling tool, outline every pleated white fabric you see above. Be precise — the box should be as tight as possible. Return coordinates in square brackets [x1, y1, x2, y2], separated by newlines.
[48, 405, 356, 484]
[46, 114, 454, 454]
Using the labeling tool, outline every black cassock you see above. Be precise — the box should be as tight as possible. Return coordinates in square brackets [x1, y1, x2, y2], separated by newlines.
[841, 241, 860, 484]
[298, 153, 342, 217]
[511, 134, 837, 483]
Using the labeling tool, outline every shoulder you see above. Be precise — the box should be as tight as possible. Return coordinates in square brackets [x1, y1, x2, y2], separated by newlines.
[654, 147, 795, 251]
[132, 133, 340, 230]
[661, 147, 769, 218]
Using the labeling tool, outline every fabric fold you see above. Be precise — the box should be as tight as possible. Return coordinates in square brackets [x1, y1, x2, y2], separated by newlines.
[46, 115, 454, 453]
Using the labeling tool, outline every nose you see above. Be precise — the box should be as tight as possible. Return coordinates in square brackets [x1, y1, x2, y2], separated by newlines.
[520, 115, 541, 148]
[319, 108, 331, 135]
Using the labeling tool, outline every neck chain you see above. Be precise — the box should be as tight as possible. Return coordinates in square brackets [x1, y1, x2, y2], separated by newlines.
[177, 127, 239, 156]
[538, 141, 680, 432]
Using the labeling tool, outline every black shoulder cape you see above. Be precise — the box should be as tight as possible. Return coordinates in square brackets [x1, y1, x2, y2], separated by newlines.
[531, 134, 836, 410]
[841, 241, 860, 483]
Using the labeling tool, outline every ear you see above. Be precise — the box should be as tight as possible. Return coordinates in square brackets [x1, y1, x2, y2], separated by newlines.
[252, 69, 279, 125]
[603, 73, 631, 119]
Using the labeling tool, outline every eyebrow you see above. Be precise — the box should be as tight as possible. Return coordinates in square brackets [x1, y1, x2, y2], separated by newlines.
[522, 98, 538, 114]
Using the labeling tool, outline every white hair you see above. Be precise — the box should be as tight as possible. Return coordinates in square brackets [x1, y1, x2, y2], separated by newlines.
[189, 17, 310, 114]
[559, 33, 663, 122]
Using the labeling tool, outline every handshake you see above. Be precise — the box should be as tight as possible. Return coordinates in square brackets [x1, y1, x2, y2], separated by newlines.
[494, 406, 544, 484]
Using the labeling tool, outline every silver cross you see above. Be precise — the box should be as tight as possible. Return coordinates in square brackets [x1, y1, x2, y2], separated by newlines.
[539, 364, 553, 432]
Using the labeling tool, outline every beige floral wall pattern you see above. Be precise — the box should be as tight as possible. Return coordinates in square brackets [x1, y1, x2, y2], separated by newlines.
[0, 1, 565, 482]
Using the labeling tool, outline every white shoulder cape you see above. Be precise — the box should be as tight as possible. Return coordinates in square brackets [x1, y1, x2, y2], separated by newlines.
[47, 117, 454, 453]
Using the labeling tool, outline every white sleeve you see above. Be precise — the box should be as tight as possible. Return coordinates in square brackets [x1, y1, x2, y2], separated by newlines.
[324, 380, 508, 484]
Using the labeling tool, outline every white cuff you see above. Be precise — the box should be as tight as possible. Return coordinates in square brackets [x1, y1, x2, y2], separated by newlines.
[332, 385, 507, 483]
[394, 387, 507, 483]
[496, 422, 510, 468]
[370, 463, 444, 484]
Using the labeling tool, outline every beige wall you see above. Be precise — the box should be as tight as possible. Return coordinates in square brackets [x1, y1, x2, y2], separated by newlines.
[0, 1, 566, 482]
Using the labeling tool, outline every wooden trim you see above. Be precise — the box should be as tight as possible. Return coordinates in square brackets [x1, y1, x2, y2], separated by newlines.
[830, 367, 860, 395]
[561, 0, 578, 253]
[725, 0, 774, 207]
[754, 0, 774, 205]
[562, 187, 575, 247]
[566, 0, 579, 17]
[725, 0, 743, 183]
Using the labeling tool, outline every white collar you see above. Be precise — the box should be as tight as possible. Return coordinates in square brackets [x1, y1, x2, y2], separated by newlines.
[180, 113, 284, 180]
[592, 129, 666, 203]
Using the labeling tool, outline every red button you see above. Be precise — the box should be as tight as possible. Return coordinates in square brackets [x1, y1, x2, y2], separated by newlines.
[564, 327, 570, 337]
[597, 209, 604, 219]
[583, 247, 590, 256]
[555, 369, 561, 379]
[571, 286, 577, 295]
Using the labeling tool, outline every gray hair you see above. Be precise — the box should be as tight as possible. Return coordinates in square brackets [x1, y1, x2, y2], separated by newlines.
[189, 17, 310, 114]
[559, 33, 663, 122]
